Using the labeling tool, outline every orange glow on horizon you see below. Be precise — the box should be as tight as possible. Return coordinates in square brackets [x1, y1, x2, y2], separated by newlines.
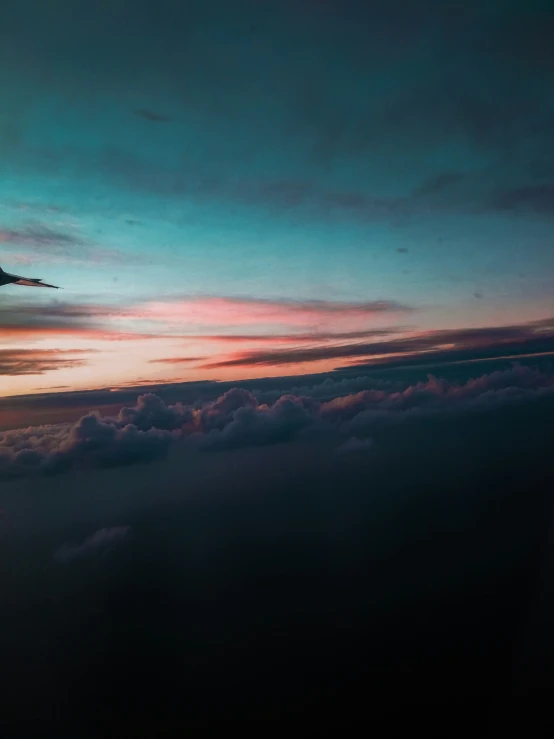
[1, 295, 552, 399]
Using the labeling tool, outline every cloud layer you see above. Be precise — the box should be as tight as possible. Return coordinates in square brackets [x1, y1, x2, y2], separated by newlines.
[2, 287, 552, 391]
[2, 361, 552, 480]
[0, 295, 408, 350]
[125, 296, 412, 329]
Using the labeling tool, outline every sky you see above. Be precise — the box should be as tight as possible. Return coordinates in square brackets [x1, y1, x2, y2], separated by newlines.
[1, 0, 554, 398]
[2, 2, 554, 730]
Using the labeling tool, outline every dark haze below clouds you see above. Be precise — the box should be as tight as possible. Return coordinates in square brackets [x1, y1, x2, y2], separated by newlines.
[1, 362, 554, 732]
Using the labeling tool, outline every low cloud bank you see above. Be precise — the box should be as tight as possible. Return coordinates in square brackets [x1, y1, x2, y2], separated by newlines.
[1, 362, 553, 480]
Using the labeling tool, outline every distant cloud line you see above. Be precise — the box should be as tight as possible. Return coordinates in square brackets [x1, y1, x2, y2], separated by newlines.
[1, 362, 552, 480]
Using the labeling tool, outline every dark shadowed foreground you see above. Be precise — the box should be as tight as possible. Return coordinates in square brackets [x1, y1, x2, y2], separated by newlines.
[1, 360, 554, 735]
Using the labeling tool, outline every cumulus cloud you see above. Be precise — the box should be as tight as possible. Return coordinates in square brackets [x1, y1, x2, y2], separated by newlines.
[192, 392, 317, 451]
[1, 362, 553, 480]
[0, 411, 174, 479]
[117, 393, 193, 431]
[252, 374, 404, 404]
[54, 526, 132, 563]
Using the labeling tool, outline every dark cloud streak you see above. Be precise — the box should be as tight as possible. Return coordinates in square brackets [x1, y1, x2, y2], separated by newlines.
[134, 109, 172, 123]
[0, 224, 84, 247]
[203, 319, 554, 369]
[488, 184, 554, 216]
[0, 348, 93, 376]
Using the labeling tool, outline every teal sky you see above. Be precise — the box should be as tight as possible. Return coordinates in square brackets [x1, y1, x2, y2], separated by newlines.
[1, 0, 553, 395]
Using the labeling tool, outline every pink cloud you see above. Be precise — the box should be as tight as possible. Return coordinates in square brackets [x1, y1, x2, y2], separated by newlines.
[189, 329, 404, 344]
[149, 356, 205, 365]
[0, 325, 164, 342]
[125, 297, 411, 330]
[0, 298, 410, 349]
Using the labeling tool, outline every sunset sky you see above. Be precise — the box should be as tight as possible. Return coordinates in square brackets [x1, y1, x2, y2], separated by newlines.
[3, 3, 554, 730]
[1, 0, 553, 397]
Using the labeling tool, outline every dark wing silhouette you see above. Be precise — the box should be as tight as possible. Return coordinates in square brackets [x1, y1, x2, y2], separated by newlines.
[0, 266, 60, 289]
